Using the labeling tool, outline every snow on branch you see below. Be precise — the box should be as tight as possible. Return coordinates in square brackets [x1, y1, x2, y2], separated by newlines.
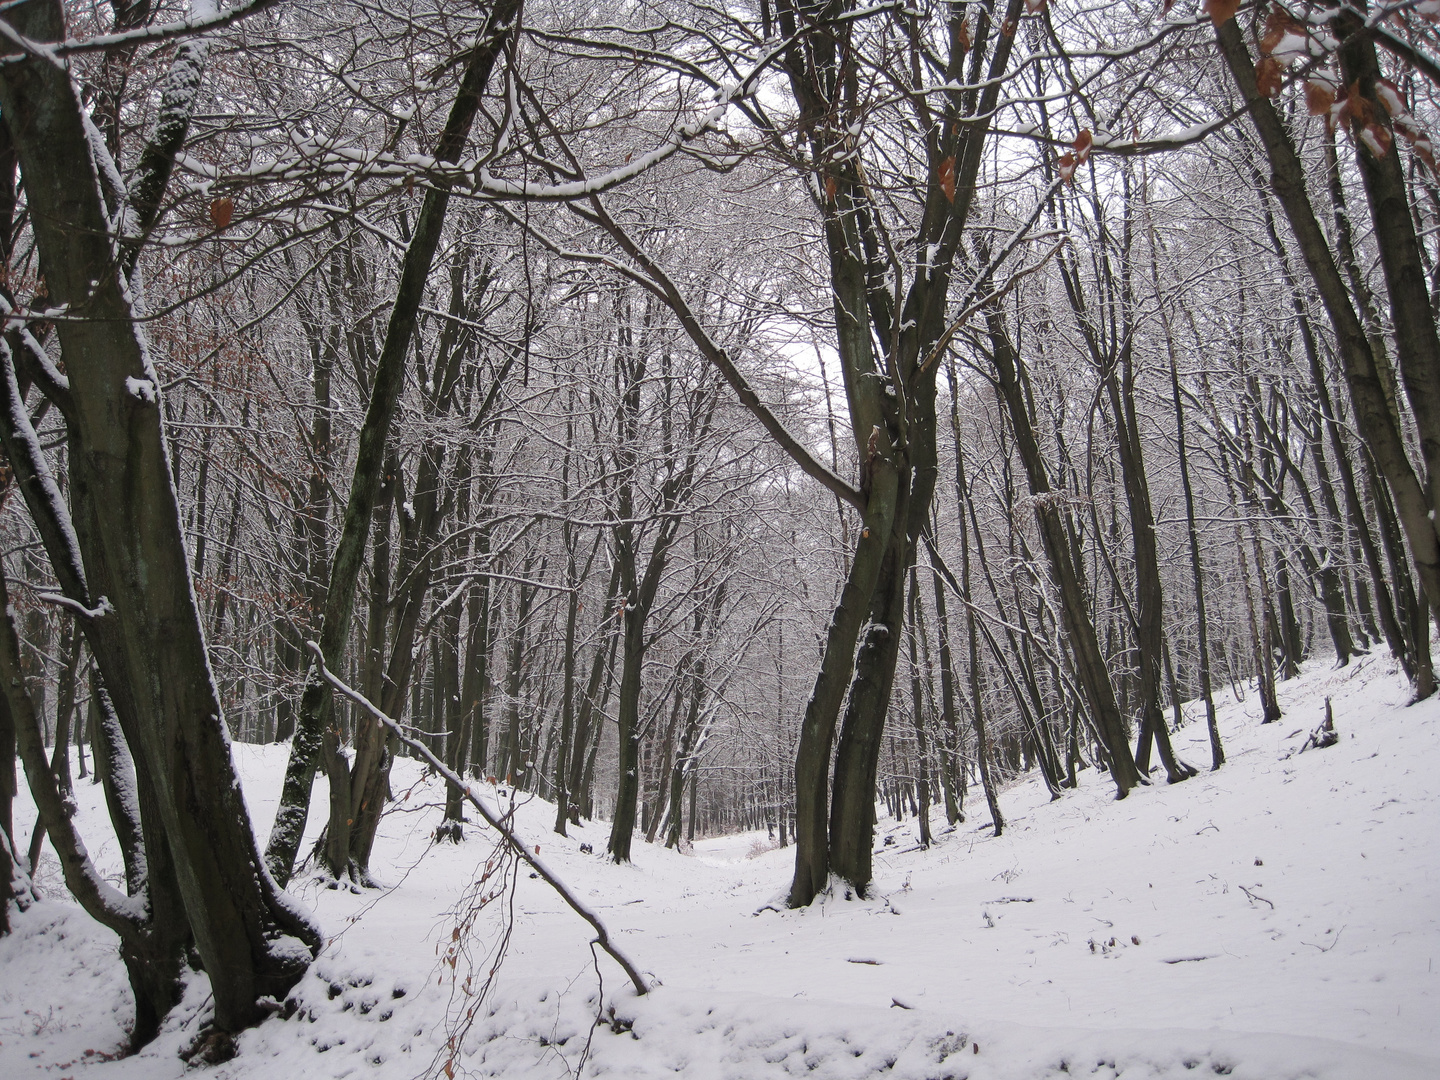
[50, 0, 284, 56]
[176, 3, 904, 208]
[0, 576, 148, 934]
[922, 182, 1067, 373]
[0, 339, 89, 601]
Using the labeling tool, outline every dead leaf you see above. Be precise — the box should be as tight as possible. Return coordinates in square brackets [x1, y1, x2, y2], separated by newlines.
[208, 197, 233, 231]
[1414, 136, 1438, 174]
[1073, 129, 1093, 165]
[1256, 57, 1284, 98]
[1362, 121, 1393, 158]
[1259, 9, 1294, 55]
[938, 156, 956, 202]
[1305, 80, 1335, 116]
[1204, 0, 1240, 27]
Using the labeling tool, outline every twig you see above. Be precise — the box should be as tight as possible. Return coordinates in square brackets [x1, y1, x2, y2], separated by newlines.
[1303, 925, 1345, 953]
[921, 234, 1067, 372]
[306, 641, 650, 997]
[1238, 885, 1274, 910]
[572, 940, 604, 1080]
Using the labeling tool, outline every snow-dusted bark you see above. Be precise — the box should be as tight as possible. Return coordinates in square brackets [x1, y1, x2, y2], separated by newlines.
[0, 0, 319, 1035]
[121, 38, 206, 272]
[0, 576, 148, 935]
[0, 570, 188, 1040]
[1, 820, 34, 934]
[1, 678, 31, 936]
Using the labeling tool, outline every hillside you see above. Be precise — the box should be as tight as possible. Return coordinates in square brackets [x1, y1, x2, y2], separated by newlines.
[2, 653, 1437, 1079]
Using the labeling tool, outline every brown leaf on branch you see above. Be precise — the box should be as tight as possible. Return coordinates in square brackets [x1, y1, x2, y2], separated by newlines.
[1374, 78, 1408, 122]
[1057, 152, 1077, 183]
[1335, 82, 1369, 131]
[1305, 80, 1335, 117]
[1073, 129, 1093, 165]
[1256, 57, 1284, 98]
[1204, 0, 1240, 27]
[1259, 9, 1295, 56]
[1413, 136, 1438, 174]
[1361, 121, 1393, 159]
[208, 197, 233, 231]
[938, 156, 956, 202]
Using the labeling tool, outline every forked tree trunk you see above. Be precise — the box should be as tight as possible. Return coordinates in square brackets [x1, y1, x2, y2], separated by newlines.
[0, 0, 321, 1031]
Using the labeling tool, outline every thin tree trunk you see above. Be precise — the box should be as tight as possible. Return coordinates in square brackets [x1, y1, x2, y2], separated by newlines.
[1214, 18, 1440, 693]
[1161, 314, 1223, 768]
[265, 0, 526, 882]
[983, 309, 1141, 795]
[950, 398, 1004, 834]
[906, 571, 932, 847]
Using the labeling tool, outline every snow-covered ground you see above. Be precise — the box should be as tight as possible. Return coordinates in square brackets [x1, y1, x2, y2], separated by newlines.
[2, 653, 1438, 1079]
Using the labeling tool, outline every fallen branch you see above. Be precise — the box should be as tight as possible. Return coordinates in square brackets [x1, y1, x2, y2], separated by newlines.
[305, 641, 650, 997]
[1238, 884, 1274, 910]
[1301, 699, 1339, 753]
[1303, 925, 1345, 953]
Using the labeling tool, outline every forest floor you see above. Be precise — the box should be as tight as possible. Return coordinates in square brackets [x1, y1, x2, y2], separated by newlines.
[2, 652, 1438, 1079]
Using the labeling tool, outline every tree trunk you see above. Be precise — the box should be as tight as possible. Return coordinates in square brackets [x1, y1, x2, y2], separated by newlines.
[265, 0, 526, 883]
[0, 0, 321, 1029]
[788, 450, 899, 904]
[983, 309, 1141, 795]
[1214, 18, 1440, 690]
[906, 572, 932, 847]
[1162, 314, 1223, 768]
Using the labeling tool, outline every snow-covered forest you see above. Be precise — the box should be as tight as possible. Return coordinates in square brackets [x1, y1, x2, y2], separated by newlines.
[0, 0, 1438, 1075]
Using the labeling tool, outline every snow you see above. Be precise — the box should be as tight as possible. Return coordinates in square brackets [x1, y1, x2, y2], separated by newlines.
[3, 654, 1438, 1078]
[124, 376, 158, 403]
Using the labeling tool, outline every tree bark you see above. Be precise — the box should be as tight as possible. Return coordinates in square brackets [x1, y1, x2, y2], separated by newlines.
[0, 0, 320, 1030]
[266, 0, 526, 882]
[1214, 17, 1440, 690]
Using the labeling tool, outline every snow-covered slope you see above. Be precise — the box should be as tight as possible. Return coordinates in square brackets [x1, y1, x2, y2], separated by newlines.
[2, 653, 1437, 1079]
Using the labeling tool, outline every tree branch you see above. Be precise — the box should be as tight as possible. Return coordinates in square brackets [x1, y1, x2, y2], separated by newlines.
[305, 641, 652, 998]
